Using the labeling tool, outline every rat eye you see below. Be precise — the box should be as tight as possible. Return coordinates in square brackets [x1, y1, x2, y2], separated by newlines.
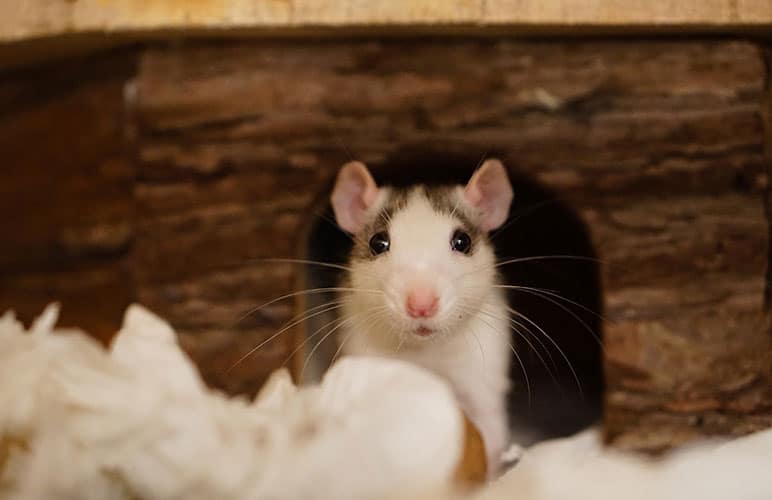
[451, 230, 472, 254]
[369, 231, 390, 256]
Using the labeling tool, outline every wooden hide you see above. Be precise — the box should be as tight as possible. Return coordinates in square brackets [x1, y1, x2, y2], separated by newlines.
[0, 39, 769, 449]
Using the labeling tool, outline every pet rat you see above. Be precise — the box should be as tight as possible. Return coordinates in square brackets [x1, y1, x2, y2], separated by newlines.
[330, 158, 514, 476]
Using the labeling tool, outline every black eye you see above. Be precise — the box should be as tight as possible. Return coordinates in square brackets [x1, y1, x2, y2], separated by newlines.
[369, 231, 390, 256]
[451, 230, 472, 254]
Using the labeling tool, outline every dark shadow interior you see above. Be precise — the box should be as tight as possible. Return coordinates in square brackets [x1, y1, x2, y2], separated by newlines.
[302, 146, 604, 443]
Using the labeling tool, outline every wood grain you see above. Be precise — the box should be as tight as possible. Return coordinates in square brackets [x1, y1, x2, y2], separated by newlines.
[0, 52, 136, 343]
[3, 0, 772, 46]
[0, 38, 768, 448]
[131, 39, 770, 445]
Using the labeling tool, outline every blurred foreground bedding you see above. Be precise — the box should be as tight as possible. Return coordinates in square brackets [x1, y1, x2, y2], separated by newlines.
[0, 304, 464, 500]
[1, 304, 771, 500]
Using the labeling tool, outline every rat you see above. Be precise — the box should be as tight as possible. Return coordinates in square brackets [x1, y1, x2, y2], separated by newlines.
[330, 158, 514, 476]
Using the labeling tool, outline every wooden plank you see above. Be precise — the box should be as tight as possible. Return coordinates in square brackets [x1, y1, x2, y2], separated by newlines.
[131, 39, 770, 445]
[485, 0, 766, 25]
[3, 0, 772, 46]
[291, 0, 481, 24]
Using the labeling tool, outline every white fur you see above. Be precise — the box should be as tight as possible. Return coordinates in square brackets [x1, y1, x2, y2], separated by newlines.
[340, 189, 512, 475]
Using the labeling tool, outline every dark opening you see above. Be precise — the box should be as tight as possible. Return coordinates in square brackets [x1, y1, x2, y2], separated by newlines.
[302, 147, 604, 443]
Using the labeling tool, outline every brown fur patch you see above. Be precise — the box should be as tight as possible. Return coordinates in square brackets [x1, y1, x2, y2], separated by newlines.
[422, 185, 483, 243]
[350, 185, 487, 261]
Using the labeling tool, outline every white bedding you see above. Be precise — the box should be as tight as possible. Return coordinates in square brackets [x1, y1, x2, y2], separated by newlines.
[0, 304, 463, 500]
[2, 304, 771, 500]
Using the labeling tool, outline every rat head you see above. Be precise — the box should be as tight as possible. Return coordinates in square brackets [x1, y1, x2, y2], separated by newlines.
[331, 159, 514, 345]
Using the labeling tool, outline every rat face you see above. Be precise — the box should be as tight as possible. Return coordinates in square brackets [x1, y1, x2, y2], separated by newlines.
[331, 159, 514, 345]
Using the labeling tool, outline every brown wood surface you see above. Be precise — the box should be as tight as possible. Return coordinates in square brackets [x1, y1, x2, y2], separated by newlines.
[0, 52, 136, 344]
[0, 38, 769, 449]
[4, 0, 772, 46]
[131, 39, 771, 444]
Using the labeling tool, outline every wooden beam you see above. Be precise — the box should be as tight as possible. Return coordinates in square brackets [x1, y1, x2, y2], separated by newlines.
[4, 0, 772, 45]
[484, 0, 770, 26]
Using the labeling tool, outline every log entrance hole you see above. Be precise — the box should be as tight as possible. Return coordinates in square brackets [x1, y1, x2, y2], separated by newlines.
[300, 148, 604, 443]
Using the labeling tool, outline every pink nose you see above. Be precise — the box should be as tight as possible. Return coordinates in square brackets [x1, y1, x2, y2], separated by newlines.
[406, 287, 439, 318]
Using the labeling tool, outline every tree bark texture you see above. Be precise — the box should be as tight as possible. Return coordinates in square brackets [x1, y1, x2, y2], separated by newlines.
[0, 52, 136, 345]
[0, 39, 769, 450]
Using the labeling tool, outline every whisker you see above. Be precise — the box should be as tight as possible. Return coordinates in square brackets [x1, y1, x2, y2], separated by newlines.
[285, 298, 347, 323]
[332, 307, 388, 364]
[301, 315, 363, 380]
[496, 284, 607, 324]
[247, 257, 356, 274]
[235, 286, 383, 324]
[456, 254, 604, 283]
[459, 279, 605, 348]
[457, 320, 494, 387]
[281, 313, 350, 370]
[506, 313, 575, 402]
[394, 321, 407, 353]
[471, 305, 560, 386]
[458, 327, 485, 364]
[395, 337, 405, 352]
[292, 300, 389, 371]
[493, 285, 605, 346]
[511, 344, 532, 409]
[470, 311, 532, 408]
[506, 306, 583, 397]
[508, 314, 559, 373]
[456, 301, 558, 390]
[228, 302, 347, 371]
[495, 254, 604, 269]
[301, 307, 387, 380]
[243, 257, 383, 283]
[276, 299, 348, 341]
[331, 328, 356, 365]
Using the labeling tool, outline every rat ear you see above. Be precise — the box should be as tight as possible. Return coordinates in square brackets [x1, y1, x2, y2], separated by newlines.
[331, 161, 380, 234]
[463, 158, 514, 231]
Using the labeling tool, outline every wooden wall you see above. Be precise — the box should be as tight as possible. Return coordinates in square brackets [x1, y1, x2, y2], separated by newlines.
[1, 38, 770, 450]
[0, 53, 136, 344]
